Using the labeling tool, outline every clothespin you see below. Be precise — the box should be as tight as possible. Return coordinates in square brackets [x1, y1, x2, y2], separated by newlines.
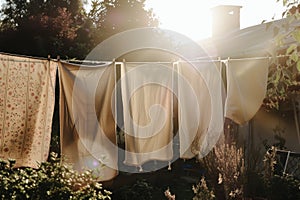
[47, 55, 51, 61]
[57, 55, 60, 61]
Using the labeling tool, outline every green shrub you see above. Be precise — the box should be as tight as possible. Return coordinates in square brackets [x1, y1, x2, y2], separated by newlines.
[112, 179, 154, 200]
[266, 174, 300, 200]
[0, 152, 111, 200]
[263, 147, 300, 200]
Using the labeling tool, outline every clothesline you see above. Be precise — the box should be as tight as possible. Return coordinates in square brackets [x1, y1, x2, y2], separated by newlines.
[0, 51, 293, 64]
[63, 59, 112, 65]
[65, 57, 268, 64]
[63, 55, 291, 64]
[0, 51, 51, 61]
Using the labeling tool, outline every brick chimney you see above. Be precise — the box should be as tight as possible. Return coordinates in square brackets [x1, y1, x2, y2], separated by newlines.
[211, 5, 242, 37]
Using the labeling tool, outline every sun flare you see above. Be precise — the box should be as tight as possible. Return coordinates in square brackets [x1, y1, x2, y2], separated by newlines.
[146, 0, 285, 41]
[146, 0, 213, 41]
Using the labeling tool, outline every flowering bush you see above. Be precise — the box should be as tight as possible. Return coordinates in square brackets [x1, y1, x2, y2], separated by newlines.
[0, 152, 111, 200]
[192, 177, 215, 200]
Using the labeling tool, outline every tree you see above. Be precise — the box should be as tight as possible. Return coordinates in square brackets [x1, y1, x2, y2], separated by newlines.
[87, 0, 159, 45]
[0, 0, 87, 58]
[263, 0, 300, 151]
[264, 0, 300, 109]
[0, 0, 159, 59]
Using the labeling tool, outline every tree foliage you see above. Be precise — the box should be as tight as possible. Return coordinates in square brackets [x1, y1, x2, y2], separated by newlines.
[93, 0, 158, 40]
[0, 0, 86, 58]
[264, 0, 300, 109]
[0, 0, 158, 59]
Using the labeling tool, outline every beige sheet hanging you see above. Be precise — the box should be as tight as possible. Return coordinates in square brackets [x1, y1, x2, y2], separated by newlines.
[59, 62, 117, 181]
[121, 63, 174, 167]
[177, 61, 225, 159]
[225, 58, 269, 125]
[0, 54, 57, 168]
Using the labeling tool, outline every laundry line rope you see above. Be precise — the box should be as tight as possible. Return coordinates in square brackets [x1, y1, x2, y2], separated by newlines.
[1, 51, 293, 65]
[62, 55, 288, 65]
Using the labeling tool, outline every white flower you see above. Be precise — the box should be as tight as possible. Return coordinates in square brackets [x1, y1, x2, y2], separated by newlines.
[218, 173, 223, 184]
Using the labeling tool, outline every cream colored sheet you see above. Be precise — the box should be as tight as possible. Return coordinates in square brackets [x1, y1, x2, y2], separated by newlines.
[121, 63, 174, 167]
[177, 61, 224, 159]
[59, 62, 117, 181]
[0, 54, 57, 168]
[225, 58, 269, 125]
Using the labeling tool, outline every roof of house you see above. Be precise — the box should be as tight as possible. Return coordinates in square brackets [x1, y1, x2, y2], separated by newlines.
[197, 18, 299, 60]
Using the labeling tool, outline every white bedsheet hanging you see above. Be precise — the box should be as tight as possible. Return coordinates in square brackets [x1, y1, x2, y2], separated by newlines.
[177, 61, 225, 159]
[225, 58, 269, 125]
[59, 62, 118, 181]
[121, 62, 174, 167]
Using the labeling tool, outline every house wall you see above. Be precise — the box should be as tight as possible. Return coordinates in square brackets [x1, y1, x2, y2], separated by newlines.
[236, 107, 300, 174]
[239, 107, 300, 152]
[237, 107, 300, 171]
[252, 108, 299, 152]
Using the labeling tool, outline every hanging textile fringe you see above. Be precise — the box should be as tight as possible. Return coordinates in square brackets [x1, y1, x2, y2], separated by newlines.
[139, 166, 143, 172]
[168, 161, 172, 171]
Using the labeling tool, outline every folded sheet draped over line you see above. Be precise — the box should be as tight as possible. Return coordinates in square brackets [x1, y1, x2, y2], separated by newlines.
[59, 62, 118, 181]
[0, 53, 269, 181]
[176, 61, 225, 159]
[121, 63, 174, 168]
[225, 58, 269, 125]
[0, 54, 57, 168]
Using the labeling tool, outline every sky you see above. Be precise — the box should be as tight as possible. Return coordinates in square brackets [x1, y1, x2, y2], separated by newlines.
[0, 0, 285, 41]
[145, 0, 286, 41]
